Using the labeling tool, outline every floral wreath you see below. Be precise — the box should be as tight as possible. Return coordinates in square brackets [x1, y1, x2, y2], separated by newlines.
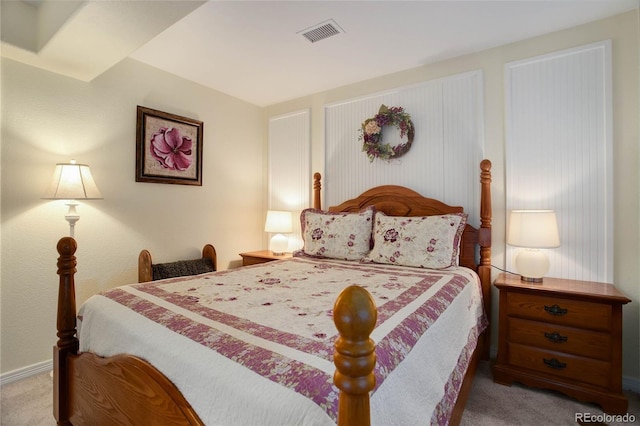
[359, 104, 415, 162]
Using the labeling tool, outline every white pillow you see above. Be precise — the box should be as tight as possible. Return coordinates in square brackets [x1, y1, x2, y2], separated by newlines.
[299, 206, 375, 260]
[363, 212, 467, 269]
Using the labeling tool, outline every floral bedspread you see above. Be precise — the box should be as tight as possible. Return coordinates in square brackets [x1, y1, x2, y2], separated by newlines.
[79, 257, 487, 425]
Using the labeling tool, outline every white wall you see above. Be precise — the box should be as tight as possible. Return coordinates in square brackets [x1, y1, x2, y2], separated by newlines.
[265, 11, 640, 386]
[1, 58, 265, 374]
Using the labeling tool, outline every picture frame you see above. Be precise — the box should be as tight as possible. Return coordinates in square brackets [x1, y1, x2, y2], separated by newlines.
[136, 106, 204, 186]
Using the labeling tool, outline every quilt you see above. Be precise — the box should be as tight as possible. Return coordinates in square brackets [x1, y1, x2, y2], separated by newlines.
[78, 257, 487, 425]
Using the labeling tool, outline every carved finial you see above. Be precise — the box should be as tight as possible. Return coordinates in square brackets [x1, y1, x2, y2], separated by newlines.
[57, 237, 77, 277]
[313, 173, 322, 210]
[333, 285, 377, 426]
[57, 237, 77, 256]
[54, 237, 79, 423]
[56, 237, 78, 349]
[480, 159, 492, 233]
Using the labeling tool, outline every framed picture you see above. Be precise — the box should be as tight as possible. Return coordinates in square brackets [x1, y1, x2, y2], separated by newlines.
[136, 106, 204, 186]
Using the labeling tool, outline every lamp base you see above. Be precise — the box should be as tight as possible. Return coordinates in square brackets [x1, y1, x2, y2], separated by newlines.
[515, 248, 549, 283]
[269, 234, 288, 255]
[65, 201, 80, 238]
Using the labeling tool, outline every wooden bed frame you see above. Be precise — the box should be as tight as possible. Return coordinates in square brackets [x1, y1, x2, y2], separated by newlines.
[53, 159, 492, 425]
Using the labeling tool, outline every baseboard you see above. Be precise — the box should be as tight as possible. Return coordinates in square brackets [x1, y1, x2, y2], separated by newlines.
[623, 375, 640, 394]
[0, 359, 52, 386]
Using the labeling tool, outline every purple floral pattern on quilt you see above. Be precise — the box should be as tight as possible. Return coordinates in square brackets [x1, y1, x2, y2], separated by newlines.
[101, 257, 486, 422]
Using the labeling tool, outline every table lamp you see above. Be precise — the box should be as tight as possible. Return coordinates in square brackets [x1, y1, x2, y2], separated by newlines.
[42, 160, 103, 237]
[264, 210, 292, 255]
[507, 210, 560, 283]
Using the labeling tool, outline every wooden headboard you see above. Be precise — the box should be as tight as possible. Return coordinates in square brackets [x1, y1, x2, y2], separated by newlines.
[327, 185, 479, 270]
[312, 159, 492, 274]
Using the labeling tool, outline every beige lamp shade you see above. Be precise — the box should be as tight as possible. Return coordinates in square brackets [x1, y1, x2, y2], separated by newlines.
[42, 161, 103, 200]
[264, 210, 293, 233]
[507, 210, 560, 248]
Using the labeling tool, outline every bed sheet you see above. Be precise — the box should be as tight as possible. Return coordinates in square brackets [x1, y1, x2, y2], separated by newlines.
[78, 257, 487, 425]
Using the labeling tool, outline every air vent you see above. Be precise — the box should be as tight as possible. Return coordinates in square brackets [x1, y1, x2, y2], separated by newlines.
[298, 19, 344, 43]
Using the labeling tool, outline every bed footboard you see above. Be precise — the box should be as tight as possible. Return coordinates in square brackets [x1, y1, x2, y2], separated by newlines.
[53, 238, 380, 426]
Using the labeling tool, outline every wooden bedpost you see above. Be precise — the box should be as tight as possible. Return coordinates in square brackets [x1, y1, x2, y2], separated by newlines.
[53, 237, 78, 424]
[138, 249, 153, 283]
[333, 285, 377, 426]
[313, 172, 322, 210]
[478, 159, 492, 359]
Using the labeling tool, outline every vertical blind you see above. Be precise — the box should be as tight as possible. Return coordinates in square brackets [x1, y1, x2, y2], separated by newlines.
[324, 70, 484, 227]
[505, 41, 613, 282]
[268, 109, 311, 251]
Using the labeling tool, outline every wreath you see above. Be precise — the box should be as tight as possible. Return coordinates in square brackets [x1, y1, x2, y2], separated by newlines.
[359, 104, 415, 162]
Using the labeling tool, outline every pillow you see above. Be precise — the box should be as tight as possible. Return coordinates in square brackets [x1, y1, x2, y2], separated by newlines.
[363, 212, 468, 269]
[299, 205, 375, 260]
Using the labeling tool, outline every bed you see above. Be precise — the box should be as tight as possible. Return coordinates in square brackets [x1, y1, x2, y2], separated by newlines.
[53, 159, 492, 425]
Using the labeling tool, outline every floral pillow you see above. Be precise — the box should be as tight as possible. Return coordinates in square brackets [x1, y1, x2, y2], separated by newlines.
[299, 206, 375, 261]
[363, 212, 468, 269]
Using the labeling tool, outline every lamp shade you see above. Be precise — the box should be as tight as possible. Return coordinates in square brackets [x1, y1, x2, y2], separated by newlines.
[264, 210, 293, 233]
[42, 160, 103, 200]
[507, 210, 560, 249]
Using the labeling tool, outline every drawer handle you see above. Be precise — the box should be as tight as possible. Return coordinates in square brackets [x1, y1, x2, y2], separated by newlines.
[544, 304, 568, 316]
[544, 331, 568, 343]
[543, 358, 567, 370]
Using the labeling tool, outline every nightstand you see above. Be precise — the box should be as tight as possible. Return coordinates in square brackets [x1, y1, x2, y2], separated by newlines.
[492, 273, 631, 414]
[239, 250, 292, 266]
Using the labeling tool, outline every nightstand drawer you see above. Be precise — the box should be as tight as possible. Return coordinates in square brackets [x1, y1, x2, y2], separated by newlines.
[508, 317, 611, 361]
[507, 292, 611, 331]
[508, 343, 611, 388]
[239, 251, 292, 266]
[242, 256, 269, 266]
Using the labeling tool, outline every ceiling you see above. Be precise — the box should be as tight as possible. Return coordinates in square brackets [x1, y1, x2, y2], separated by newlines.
[2, 1, 638, 107]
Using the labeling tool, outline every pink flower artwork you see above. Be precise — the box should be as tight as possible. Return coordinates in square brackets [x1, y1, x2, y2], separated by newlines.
[149, 127, 193, 171]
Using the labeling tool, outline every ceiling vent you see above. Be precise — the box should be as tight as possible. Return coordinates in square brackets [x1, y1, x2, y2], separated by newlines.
[298, 19, 344, 43]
